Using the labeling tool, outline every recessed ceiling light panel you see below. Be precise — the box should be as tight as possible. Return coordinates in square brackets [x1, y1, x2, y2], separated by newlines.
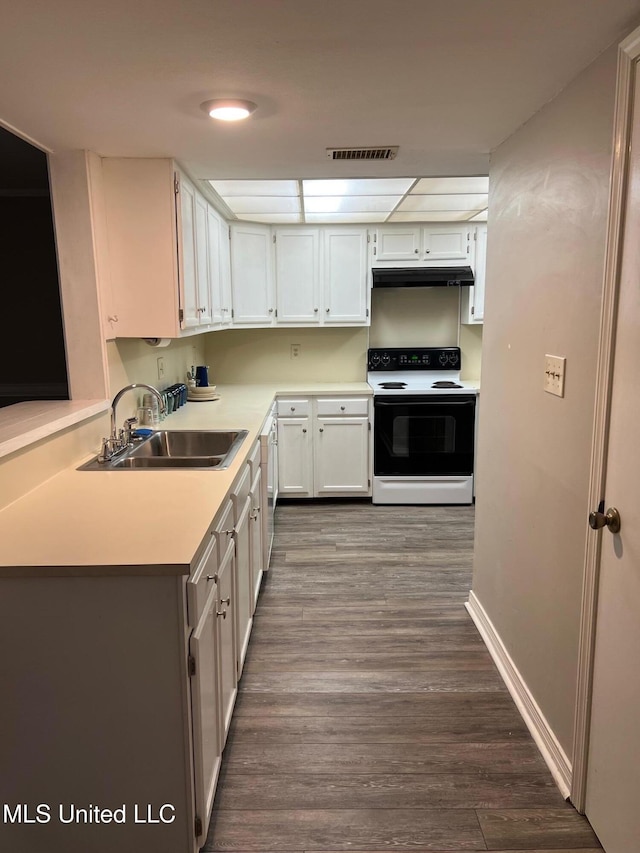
[201, 99, 257, 121]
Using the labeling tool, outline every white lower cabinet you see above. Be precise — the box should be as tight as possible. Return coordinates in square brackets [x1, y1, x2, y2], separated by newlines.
[188, 536, 221, 844]
[215, 540, 236, 746]
[278, 396, 371, 498]
[229, 465, 253, 679]
[249, 467, 264, 610]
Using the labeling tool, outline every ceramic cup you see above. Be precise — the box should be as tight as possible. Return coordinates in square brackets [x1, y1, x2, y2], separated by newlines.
[195, 365, 209, 387]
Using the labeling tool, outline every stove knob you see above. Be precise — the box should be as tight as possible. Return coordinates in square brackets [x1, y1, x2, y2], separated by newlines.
[439, 353, 448, 365]
[381, 353, 391, 366]
[370, 353, 381, 367]
[448, 353, 459, 366]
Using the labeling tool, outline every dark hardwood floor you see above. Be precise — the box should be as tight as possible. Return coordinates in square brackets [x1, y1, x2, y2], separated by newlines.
[203, 502, 602, 852]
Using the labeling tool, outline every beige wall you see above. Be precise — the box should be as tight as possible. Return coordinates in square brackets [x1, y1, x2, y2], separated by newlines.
[370, 287, 483, 379]
[472, 45, 618, 756]
[107, 335, 207, 417]
[204, 327, 369, 383]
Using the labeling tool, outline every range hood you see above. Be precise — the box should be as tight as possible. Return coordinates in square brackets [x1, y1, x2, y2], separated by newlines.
[372, 266, 474, 288]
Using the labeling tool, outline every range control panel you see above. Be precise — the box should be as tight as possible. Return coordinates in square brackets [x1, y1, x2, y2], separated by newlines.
[367, 347, 461, 371]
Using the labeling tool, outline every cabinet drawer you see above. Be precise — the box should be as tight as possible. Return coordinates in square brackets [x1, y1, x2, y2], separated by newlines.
[248, 440, 261, 480]
[277, 398, 310, 417]
[316, 397, 369, 417]
[187, 535, 218, 627]
[231, 463, 251, 511]
[214, 498, 235, 558]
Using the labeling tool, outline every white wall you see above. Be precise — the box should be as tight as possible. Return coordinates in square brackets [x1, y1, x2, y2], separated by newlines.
[472, 44, 618, 757]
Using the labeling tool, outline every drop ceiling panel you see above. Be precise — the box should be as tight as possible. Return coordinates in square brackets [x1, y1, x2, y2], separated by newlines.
[235, 213, 302, 223]
[389, 211, 473, 222]
[208, 179, 299, 196]
[303, 178, 415, 196]
[305, 212, 388, 223]
[224, 196, 301, 214]
[397, 194, 488, 212]
[411, 177, 490, 195]
[304, 195, 403, 214]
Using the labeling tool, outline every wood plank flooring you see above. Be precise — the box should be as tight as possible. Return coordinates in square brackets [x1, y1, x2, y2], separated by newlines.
[203, 502, 602, 853]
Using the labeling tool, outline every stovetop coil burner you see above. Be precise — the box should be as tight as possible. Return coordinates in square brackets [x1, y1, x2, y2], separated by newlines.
[379, 381, 407, 389]
[431, 380, 463, 389]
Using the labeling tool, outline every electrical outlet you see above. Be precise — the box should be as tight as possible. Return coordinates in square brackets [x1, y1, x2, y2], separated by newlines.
[290, 344, 301, 359]
[157, 357, 165, 380]
[544, 354, 566, 397]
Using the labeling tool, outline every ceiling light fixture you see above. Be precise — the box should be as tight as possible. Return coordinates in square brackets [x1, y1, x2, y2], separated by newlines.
[201, 99, 257, 121]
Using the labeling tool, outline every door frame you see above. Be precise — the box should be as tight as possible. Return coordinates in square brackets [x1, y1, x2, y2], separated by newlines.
[571, 26, 640, 812]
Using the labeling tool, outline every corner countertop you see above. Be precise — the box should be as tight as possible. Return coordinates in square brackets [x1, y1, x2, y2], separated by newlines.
[0, 382, 372, 575]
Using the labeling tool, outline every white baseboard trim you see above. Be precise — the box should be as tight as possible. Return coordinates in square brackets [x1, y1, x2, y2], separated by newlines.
[466, 590, 572, 799]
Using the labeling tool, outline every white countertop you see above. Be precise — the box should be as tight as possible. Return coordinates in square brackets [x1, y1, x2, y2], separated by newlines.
[0, 382, 371, 575]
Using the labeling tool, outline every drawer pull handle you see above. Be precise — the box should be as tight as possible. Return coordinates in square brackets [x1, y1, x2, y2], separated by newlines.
[220, 597, 231, 606]
[340, 406, 346, 411]
[216, 609, 227, 619]
[206, 574, 219, 583]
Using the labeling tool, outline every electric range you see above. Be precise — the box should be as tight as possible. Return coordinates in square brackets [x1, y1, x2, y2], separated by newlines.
[367, 347, 478, 504]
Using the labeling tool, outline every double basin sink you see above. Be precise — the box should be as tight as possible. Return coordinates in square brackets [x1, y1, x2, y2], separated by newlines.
[79, 430, 249, 471]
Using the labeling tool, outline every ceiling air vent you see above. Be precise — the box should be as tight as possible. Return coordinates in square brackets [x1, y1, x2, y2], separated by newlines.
[326, 146, 399, 161]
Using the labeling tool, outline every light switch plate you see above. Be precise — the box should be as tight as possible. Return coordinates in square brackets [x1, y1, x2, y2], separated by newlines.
[544, 354, 566, 397]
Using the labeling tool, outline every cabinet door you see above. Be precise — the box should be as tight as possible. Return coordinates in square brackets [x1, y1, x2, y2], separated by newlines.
[472, 223, 487, 321]
[275, 228, 320, 323]
[374, 227, 420, 262]
[179, 175, 200, 329]
[230, 223, 275, 324]
[207, 205, 224, 326]
[323, 227, 369, 324]
[249, 468, 263, 611]
[314, 417, 370, 496]
[421, 224, 469, 262]
[277, 417, 313, 497]
[218, 219, 233, 326]
[233, 496, 253, 678]
[189, 581, 221, 842]
[195, 194, 212, 324]
[216, 542, 236, 747]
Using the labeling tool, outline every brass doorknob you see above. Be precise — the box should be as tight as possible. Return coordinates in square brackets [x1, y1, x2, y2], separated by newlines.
[588, 507, 621, 534]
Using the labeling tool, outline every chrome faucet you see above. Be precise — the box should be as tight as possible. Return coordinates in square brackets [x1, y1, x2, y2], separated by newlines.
[99, 383, 166, 462]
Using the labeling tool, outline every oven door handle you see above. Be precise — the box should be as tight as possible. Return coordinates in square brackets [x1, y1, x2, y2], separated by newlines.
[374, 399, 476, 407]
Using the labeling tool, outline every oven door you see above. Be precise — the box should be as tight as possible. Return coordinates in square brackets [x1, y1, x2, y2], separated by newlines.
[374, 394, 476, 477]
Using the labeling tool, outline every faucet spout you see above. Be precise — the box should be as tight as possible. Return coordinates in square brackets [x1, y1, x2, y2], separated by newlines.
[100, 383, 167, 462]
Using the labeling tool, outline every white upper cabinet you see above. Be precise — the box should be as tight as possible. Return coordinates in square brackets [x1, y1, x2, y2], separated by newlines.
[194, 192, 213, 325]
[422, 225, 468, 261]
[207, 206, 233, 328]
[372, 223, 471, 266]
[460, 223, 487, 325]
[275, 228, 320, 323]
[230, 223, 276, 325]
[179, 175, 199, 330]
[323, 227, 369, 324]
[374, 227, 421, 262]
[272, 225, 369, 327]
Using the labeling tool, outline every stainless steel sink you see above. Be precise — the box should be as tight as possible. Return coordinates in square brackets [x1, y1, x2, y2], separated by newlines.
[79, 429, 249, 471]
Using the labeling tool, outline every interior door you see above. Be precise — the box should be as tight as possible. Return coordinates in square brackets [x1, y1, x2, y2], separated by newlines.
[584, 58, 640, 853]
